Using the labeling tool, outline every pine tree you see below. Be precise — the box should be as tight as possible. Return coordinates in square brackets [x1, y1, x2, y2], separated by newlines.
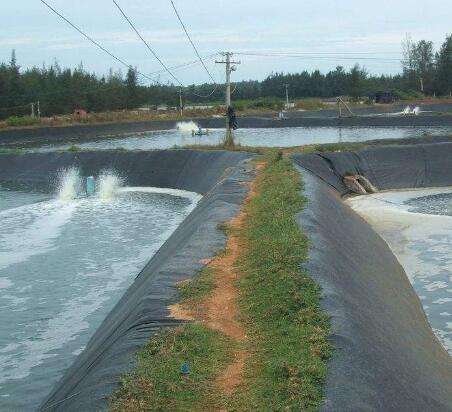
[8, 49, 22, 107]
[435, 34, 452, 96]
[126, 66, 139, 109]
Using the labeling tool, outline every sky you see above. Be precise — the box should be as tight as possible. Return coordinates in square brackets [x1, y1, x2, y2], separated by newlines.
[1, 0, 451, 85]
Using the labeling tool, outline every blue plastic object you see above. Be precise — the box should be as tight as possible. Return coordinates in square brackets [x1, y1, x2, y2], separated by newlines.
[180, 362, 190, 375]
[86, 176, 95, 196]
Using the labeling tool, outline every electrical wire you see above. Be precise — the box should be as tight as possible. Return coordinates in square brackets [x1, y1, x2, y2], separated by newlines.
[235, 51, 402, 62]
[112, 0, 183, 87]
[39, 0, 158, 84]
[147, 53, 218, 77]
[169, 0, 216, 84]
[239, 50, 403, 55]
[112, 0, 218, 98]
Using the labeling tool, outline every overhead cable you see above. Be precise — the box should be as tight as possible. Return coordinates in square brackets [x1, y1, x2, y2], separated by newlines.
[169, 0, 217, 83]
[40, 0, 158, 84]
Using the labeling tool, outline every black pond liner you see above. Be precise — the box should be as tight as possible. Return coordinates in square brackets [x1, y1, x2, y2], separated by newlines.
[0, 150, 255, 411]
[1, 114, 452, 148]
[293, 143, 452, 411]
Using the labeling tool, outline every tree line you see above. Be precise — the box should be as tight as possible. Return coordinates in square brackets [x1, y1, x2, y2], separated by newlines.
[0, 34, 450, 119]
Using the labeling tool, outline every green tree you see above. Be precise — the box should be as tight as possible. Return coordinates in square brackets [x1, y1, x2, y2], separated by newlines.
[325, 66, 347, 96]
[7, 50, 23, 106]
[435, 34, 452, 96]
[348, 64, 367, 100]
[126, 66, 139, 108]
[402, 37, 435, 93]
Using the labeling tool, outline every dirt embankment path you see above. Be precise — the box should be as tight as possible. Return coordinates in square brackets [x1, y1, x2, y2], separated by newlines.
[170, 162, 264, 397]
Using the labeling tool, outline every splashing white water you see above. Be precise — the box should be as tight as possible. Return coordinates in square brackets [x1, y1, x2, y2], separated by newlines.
[402, 105, 412, 115]
[176, 121, 199, 133]
[96, 171, 123, 201]
[119, 186, 202, 203]
[57, 168, 81, 201]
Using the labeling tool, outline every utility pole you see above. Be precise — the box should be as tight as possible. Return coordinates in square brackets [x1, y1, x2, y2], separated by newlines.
[285, 84, 289, 108]
[420, 77, 424, 93]
[216, 52, 241, 140]
[30, 102, 35, 118]
[178, 88, 183, 117]
[37, 101, 41, 118]
[336, 97, 354, 118]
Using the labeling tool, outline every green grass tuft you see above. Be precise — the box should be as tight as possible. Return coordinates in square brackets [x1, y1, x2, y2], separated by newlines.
[110, 151, 331, 411]
[231, 151, 331, 410]
[110, 324, 234, 411]
[67, 145, 80, 152]
[5, 116, 41, 127]
[177, 267, 215, 305]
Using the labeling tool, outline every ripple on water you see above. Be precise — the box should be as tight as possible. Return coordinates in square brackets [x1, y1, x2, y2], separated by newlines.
[0, 186, 201, 410]
[346, 188, 452, 354]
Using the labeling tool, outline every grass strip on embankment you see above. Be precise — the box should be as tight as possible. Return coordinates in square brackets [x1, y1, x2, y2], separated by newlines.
[230, 152, 331, 410]
[110, 151, 330, 411]
[110, 266, 232, 412]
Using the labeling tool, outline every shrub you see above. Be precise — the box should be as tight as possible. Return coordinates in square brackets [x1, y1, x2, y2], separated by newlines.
[6, 116, 40, 127]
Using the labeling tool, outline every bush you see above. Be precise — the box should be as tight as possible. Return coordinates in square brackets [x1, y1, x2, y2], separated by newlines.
[6, 116, 40, 127]
[393, 89, 424, 100]
[294, 99, 327, 110]
[234, 97, 284, 111]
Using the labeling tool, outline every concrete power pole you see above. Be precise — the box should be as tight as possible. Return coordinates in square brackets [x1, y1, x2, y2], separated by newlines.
[30, 102, 35, 118]
[216, 52, 241, 140]
[178, 88, 183, 117]
[285, 84, 289, 108]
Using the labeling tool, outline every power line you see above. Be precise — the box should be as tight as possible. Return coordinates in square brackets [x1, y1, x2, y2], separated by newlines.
[239, 50, 403, 55]
[40, 0, 218, 97]
[169, 0, 217, 84]
[235, 51, 402, 62]
[147, 53, 218, 77]
[112, 0, 219, 98]
[112, 0, 183, 87]
[39, 0, 158, 84]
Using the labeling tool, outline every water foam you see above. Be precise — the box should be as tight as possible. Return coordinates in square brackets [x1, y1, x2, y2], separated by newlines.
[96, 171, 124, 201]
[0, 186, 201, 393]
[0, 201, 76, 271]
[176, 121, 199, 133]
[119, 186, 202, 203]
[346, 188, 452, 353]
[57, 168, 81, 201]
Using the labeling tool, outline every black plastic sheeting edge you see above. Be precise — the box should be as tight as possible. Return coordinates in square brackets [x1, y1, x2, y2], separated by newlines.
[295, 141, 452, 196]
[0, 150, 255, 411]
[293, 144, 452, 411]
[1, 115, 452, 147]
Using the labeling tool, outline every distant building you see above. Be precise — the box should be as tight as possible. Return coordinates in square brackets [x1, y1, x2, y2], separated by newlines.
[184, 104, 216, 110]
[138, 105, 157, 111]
[371, 91, 398, 104]
[73, 108, 87, 118]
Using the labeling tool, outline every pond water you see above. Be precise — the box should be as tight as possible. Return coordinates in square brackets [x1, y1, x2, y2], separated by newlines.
[347, 188, 452, 354]
[0, 177, 200, 410]
[35, 125, 452, 151]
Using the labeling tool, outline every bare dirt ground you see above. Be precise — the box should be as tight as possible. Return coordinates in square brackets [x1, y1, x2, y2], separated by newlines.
[169, 162, 264, 396]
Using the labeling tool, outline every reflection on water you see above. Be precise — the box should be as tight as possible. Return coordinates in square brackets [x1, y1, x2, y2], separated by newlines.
[347, 188, 452, 354]
[35, 126, 452, 151]
[0, 186, 200, 410]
